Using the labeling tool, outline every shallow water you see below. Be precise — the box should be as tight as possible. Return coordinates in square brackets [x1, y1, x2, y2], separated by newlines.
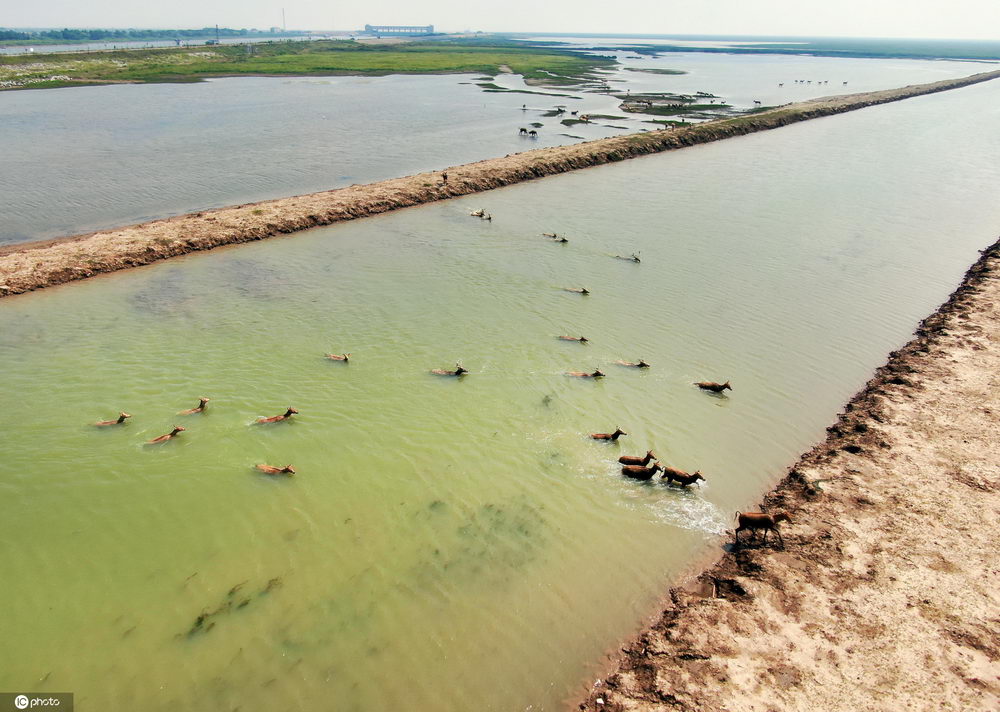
[0, 52, 987, 245]
[1, 78, 1000, 711]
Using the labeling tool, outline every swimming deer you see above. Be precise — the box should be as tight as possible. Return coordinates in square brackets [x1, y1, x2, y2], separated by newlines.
[431, 363, 468, 377]
[616, 359, 650, 368]
[256, 408, 298, 424]
[613, 253, 640, 263]
[619, 450, 656, 466]
[256, 464, 296, 476]
[695, 380, 732, 393]
[148, 426, 185, 444]
[326, 352, 350, 362]
[178, 397, 210, 415]
[94, 412, 131, 426]
[566, 369, 605, 378]
[622, 462, 663, 480]
[558, 335, 588, 343]
[591, 427, 627, 441]
[562, 287, 589, 294]
[661, 466, 705, 487]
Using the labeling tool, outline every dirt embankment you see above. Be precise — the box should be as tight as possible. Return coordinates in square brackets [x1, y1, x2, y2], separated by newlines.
[2, 69, 999, 299]
[575, 239, 1000, 712]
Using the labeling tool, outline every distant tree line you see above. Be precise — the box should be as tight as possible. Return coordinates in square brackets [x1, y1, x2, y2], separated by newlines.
[0, 27, 304, 42]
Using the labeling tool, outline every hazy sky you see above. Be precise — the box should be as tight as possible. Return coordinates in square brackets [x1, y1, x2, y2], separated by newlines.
[6, 0, 1000, 40]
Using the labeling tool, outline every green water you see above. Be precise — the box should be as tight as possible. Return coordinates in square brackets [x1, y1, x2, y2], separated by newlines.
[2, 80, 1000, 710]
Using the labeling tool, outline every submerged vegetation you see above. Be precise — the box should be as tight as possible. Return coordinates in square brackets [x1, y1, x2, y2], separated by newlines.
[0, 38, 615, 90]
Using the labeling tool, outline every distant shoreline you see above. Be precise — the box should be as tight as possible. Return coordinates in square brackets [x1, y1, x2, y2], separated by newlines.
[2, 68, 999, 299]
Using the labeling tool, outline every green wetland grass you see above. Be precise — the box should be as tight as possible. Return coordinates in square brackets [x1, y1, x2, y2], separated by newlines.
[0, 39, 615, 89]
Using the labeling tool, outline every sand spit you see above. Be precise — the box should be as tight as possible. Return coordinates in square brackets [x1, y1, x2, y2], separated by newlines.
[1, 69, 999, 298]
[576, 238, 1000, 712]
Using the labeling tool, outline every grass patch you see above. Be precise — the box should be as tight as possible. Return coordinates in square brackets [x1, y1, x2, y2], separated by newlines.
[0, 38, 616, 90]
[636, 103, 730, 116]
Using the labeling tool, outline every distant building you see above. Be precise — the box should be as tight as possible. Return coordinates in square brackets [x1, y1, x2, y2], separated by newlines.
[363, 24, 434, 36]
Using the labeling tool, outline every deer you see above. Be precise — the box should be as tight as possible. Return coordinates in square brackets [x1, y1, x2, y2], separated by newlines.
[256, 464, 296, 476]
[695, 380, 731, 393]
[431, 363, 468, 377]
[619, 450, 656, 466]
[591, 427, 626, 441]
[661, 466, 705, 487]
[178, 397, 210, 415]
[735, 511, 792, 546]
[256, 408, 298, 424]
[148, 426, 186, 444]
[622, 462, 663, 481]
[94, 412, 131, 426]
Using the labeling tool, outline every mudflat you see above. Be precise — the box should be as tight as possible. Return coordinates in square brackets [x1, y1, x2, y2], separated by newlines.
[2, 69, 999, 299]
[576, 240, 1000, 711]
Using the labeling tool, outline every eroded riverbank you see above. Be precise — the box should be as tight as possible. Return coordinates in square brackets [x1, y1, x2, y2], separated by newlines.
[2, 68, 999, 298]
[576, 239, 1000, 711]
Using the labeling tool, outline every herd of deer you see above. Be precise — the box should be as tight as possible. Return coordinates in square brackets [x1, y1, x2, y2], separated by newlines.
[94, 397, 300, 476]
[463, 215, 786, 545]
[92, 214, 790, 546]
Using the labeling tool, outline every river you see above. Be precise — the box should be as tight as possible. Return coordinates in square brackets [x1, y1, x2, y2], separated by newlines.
[0, 52, 988, 245]
[1, 76, 999, 710]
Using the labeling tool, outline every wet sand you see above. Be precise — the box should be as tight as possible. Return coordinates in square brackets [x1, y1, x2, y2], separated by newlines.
[2, 69, 999, 298]
[575, 239, 1000, 711]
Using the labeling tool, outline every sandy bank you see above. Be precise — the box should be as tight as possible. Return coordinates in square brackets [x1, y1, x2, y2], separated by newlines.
[575, 238, 1000, 711]
[1, 69, 999, 299]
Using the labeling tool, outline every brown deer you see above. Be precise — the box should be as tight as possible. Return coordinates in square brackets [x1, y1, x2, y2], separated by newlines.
[326, 352, 350, 362]
[591, 427, 626, 441]
[256, 408, 298, 424]
[735, 511, 791, 546]
[661, 466, 705, 487]
[695, 380, 731, 393]
[616, 359, 650, 368]
[178, 397, 210, 415]
[94, 412, 131, 426]
[256, 464, 296, 476]
[622, 462, 663, 480]
[431, 363, 468, 377]
[566, 369, 605, 378]
[619, 450, 656, 466]
[148, 426, 185, 444]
